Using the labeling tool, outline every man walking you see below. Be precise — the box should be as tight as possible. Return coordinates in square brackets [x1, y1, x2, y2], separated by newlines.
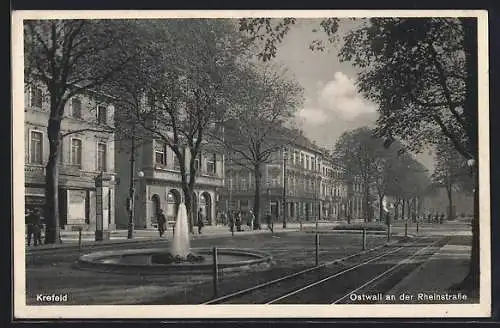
[197, 208, 205, 234]
[266, 212, 273, 234]
[33, 209, 43, 246]
[228, 210, 235, 235]
[157, 209, 166, 237]
[26, 208, 36, 246]
[248, 210, 255, 230]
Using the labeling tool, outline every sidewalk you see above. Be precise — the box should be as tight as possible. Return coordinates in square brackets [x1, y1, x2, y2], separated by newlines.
[385, 238, 472, 302]
[25, 223, 305, 251]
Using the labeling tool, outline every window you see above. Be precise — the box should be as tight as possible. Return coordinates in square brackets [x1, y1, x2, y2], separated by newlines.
[30, 131, 43, 164]
[154, 140, 166, 165]
[173, 154, 180, 170]
[71, 138, 82, 167]
[194, 153, 201, 172]
[30, 86, 43, 108]
[207, 153, 216, 174]
[271, 175, 278, 187]
[97, 105, 107, 124]
[97, 142, 107, 171]
[240, 177, 248, 190]
[71, 98, 82, 118]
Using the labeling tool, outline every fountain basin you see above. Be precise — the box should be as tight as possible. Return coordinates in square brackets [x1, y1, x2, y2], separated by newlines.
[76, 247, 273, 275]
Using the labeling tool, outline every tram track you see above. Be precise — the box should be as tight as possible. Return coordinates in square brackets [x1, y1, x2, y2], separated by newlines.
[204, 236, 444, 304]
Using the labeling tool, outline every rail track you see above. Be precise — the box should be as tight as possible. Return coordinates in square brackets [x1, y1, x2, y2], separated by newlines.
[204, 236, 448, 304]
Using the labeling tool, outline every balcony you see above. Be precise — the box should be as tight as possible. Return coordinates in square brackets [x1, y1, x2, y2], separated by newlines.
[59, 164, 82, 177]
[151, 165, 223, 187]
[25, 164, 45, 181]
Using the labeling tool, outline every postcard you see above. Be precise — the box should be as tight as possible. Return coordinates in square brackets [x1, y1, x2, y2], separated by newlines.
[12, 9, 491, 319]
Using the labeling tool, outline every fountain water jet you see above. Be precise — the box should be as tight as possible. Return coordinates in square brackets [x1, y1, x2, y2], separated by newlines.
[171, 203, 191, 258]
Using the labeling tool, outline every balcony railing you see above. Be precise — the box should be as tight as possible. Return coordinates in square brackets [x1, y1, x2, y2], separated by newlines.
[25, 164, 45, 177]
[59, 164, 82, 176]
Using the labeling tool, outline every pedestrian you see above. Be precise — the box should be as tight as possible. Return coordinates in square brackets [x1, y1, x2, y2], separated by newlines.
[266, 212, 273, 234]
[33, 209, 43, 246]
[427, 213, 432, 223]
[25, 208, 36, 246]
[228, 211, 234, 235]
[157, 209, 166, 237]
[236, 211, 243, 232]
[248, 210, 255, 230]
[197, 208, 204, 234]
[221, 211, 228, 226]
[440, 213, 445, 224]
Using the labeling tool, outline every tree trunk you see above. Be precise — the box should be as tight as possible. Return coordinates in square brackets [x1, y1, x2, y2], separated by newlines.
[401, 199, 406, 221]
[253, 163, 262, 228]
[378, 194, 384, 223]
[182, 184, 194, 234]
[446, 183, 454, 220]
[407, 198, 411, 222]
[458, 17, 479, 296]
[364, 185, 370, 222]
[43, 117, 62, 244]
[394, 204, 399, 221]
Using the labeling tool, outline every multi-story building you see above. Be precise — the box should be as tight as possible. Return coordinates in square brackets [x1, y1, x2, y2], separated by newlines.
[114, 119, 224, 230]
[24, 83, 116, 231]
[346, 175, 366, 220]
[220, 130, 360, 223]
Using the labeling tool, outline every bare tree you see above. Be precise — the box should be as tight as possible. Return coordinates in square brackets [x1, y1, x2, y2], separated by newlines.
[111, 19, 249, 233]
[211, 63, 303, 227]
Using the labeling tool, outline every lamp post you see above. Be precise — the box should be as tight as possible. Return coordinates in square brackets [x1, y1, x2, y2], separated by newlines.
[282, 148, 287, 229]
[127, 170, 144, 239]
[315, 178, 320, 266]
[467, 158, 478, 284]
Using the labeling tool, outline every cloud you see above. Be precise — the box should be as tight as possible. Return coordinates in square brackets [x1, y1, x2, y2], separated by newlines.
[296, 106, 329, 125]
[317, 72, 378, 121]
[292, 71, 379, 148]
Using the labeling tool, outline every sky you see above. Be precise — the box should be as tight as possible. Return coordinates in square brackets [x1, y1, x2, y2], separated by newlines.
[271, 19, 435, 170]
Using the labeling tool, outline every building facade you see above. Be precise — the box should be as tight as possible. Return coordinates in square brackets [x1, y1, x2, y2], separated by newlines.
[219, 132, 364, 223]
[24, 83, 116, 231]
[114, 130, 224, 230]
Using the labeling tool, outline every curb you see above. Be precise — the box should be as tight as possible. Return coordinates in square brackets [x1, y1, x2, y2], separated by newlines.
[26, 229, 299, 253]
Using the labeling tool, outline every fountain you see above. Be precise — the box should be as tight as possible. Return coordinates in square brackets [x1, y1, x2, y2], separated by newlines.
[152, 203, 205, 264]
[171, 203, 190, 258]
[76, 203, 273, 275]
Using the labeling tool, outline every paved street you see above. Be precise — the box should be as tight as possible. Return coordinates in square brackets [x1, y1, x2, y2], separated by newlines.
[25, 221, 473, 305]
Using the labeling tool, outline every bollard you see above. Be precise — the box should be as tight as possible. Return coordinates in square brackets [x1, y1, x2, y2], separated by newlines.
[300, 221, 303, 232]
[363, 228, 367, 249]
[315, 233, 320, 266]
[387, 224, 392, 242]
[404, 223, 408, 237]
[78, 227, 82, 252]
[416, 222, 419, 233]
[212, 246, 219, 297]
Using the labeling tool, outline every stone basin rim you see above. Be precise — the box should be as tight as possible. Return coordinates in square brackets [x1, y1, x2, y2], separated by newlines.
[78, 247, 273, 272]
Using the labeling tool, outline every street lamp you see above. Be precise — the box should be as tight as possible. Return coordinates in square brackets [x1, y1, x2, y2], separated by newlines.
[282, 148, 287, 229]
[467, 158, 477, 220]
[466, 158, 478, 288]
[127, 169, 144, 239]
